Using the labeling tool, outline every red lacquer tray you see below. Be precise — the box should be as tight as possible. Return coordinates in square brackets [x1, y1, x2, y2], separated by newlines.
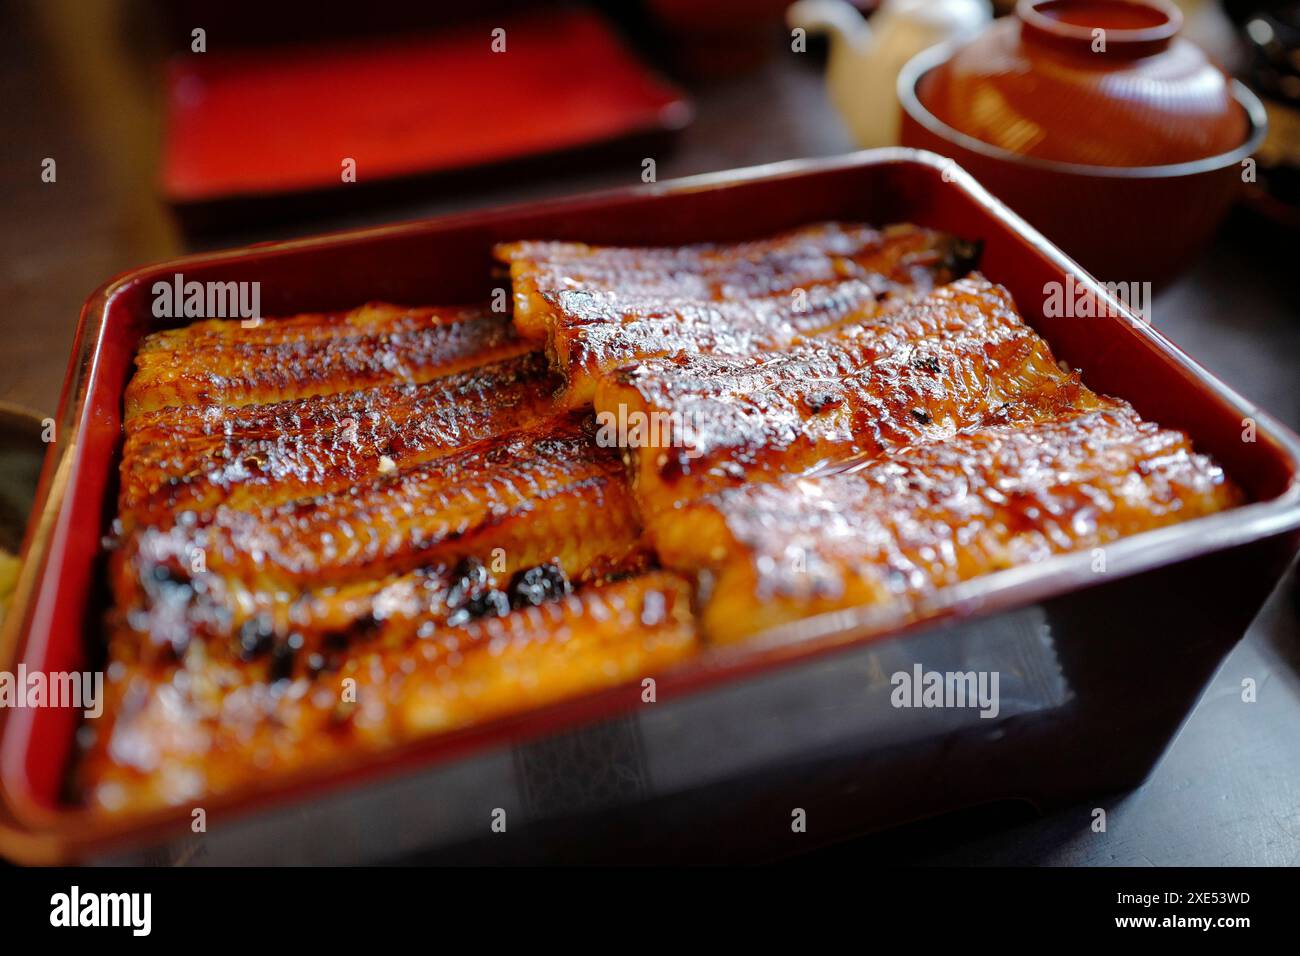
[161, 7, 692, 227]
[3, 150, 1299, 863]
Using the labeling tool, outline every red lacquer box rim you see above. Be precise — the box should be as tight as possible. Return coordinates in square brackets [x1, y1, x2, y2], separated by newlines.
[3, 148, 1299, 863]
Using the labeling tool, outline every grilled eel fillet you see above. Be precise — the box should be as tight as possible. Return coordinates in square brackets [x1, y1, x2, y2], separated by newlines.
[82, 572, 697, 812]
[113, 297, 649, 670]
[494, 222, 980, 404]
[595, 276, 1099, 515]
[111, 413, 649, 668]
[124, 302, 528, 419]
[119, 351, 559, 527]
[586, 275, 1241, 642]
[90, 296, 678, 812]
[654, 407, 1241, 644]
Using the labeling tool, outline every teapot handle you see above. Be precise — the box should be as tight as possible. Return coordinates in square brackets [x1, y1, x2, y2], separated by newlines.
[786, 0, 873, 48]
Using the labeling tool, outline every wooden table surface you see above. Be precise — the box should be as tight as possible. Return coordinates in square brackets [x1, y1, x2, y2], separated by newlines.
[3, 1, 1298, 865]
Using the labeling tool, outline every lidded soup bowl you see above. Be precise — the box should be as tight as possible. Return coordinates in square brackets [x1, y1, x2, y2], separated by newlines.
[899, 0, 1267, 284]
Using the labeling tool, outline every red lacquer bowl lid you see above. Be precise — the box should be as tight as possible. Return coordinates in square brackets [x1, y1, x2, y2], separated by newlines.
[917, 0, 1250, 167]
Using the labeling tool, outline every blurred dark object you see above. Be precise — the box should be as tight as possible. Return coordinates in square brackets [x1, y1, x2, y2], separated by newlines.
[1224, 1, 1300, 226]
[644, 0, 797, 77]
[160, 6, 690, 234]
[0, 403, 42, 632]
[899, 0, 1266, 285]
[0, 405, 44, 557]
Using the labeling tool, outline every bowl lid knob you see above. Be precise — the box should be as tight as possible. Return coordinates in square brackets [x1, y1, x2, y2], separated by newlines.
[1016, 0, 1182, 58]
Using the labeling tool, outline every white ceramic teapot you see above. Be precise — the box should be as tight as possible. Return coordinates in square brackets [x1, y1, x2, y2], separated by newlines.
[788, 0, 992, 148]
